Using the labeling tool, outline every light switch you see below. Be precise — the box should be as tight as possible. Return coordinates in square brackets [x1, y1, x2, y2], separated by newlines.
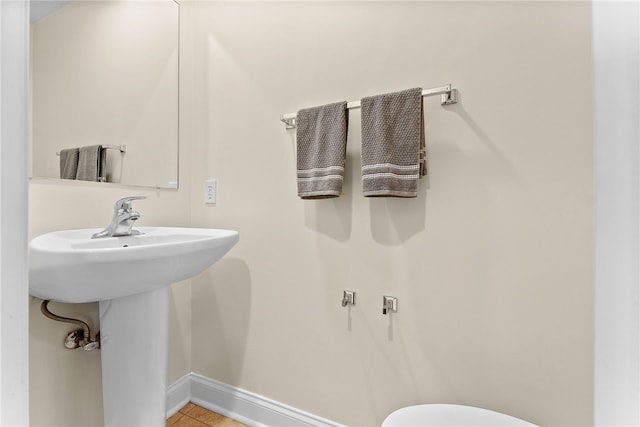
[205, 179, 216, 204]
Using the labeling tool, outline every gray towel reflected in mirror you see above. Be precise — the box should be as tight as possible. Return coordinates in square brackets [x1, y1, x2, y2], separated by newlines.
[59, 147, 79, 179]
[59, 144, 106, 182]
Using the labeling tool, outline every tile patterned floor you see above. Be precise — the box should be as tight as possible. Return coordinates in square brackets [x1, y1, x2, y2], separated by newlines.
[167, 403, 248, 427]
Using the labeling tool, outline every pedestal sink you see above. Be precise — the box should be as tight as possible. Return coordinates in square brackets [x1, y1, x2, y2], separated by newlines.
[29, 226, 239, 426]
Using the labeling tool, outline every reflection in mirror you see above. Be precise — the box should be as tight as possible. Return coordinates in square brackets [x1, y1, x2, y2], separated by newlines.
[30, 0, 179, 189]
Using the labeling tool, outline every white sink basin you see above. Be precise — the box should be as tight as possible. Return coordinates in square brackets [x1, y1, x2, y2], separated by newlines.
[29, 226, 239, 303]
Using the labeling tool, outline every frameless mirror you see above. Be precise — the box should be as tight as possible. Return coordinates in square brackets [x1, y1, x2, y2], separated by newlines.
[30, 0, 179, 189]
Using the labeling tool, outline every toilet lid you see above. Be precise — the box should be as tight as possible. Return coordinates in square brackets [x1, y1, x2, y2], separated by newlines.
[381, 404, 537, 427]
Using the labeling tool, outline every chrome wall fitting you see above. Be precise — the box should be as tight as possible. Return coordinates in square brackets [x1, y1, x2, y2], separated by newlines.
[64, 329, 85, 349]
[341, 290, 356, 307]
[41, 300, 100, 350]
[440, 85, 459, 105]
[280, 115, 296, 129]
[382, 296, 398, 315]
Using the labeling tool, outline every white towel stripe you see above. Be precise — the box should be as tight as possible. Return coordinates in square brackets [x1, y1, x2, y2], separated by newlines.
[297, 166, 344, 176]
[362, 163, 419, 172]
[297, 175, 344, 182]
[362, 173, 419, 180]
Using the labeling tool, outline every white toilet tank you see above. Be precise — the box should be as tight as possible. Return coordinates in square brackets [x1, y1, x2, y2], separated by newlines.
[381, 404, 538, 427]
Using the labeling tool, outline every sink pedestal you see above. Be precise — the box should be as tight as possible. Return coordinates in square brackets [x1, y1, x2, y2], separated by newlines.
[99, 288, 169, 426]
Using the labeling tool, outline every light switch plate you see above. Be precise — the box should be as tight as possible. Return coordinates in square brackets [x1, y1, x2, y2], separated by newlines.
[205, 179, 216, 204]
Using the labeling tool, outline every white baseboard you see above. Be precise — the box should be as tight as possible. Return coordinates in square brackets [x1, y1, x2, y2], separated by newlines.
[166, 374, 191, 417]
[167, 373, 344, 427]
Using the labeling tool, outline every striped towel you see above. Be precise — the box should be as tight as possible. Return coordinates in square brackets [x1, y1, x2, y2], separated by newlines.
[76, 144, 106, 182]
[59, 147, 79, 180]
[361, 87, 425, 197]
[296, 101, 348, 199]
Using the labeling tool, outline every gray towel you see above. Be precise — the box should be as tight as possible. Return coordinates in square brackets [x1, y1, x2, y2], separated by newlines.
[76, 145, 105, 182]
[361, 87, 425, 198]
[59, 147, 79, 180]
[296, 101, 348, 199]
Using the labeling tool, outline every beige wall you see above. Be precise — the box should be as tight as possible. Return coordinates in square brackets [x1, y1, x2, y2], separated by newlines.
[28, 1, 594, 426]
[185, 1, 593, 426]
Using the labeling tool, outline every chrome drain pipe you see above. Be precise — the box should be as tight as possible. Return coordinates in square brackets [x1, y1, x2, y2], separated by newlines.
[40, 300, 100, 350]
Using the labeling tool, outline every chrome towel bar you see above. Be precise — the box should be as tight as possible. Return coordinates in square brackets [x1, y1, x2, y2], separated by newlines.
[280, 84, 458, 129]
[56, 144, 126, 156]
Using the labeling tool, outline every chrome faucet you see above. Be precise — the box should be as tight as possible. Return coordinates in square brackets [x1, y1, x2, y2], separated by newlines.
[92, 196, 146, 239]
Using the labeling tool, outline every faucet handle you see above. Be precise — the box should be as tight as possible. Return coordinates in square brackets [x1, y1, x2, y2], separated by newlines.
[114, 196, 146, 213]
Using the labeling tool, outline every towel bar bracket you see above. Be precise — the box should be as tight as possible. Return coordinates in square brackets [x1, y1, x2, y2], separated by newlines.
[280, 84, 458, 129]
[441, 88, 458, 105]
[280, 115, 297, 129]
